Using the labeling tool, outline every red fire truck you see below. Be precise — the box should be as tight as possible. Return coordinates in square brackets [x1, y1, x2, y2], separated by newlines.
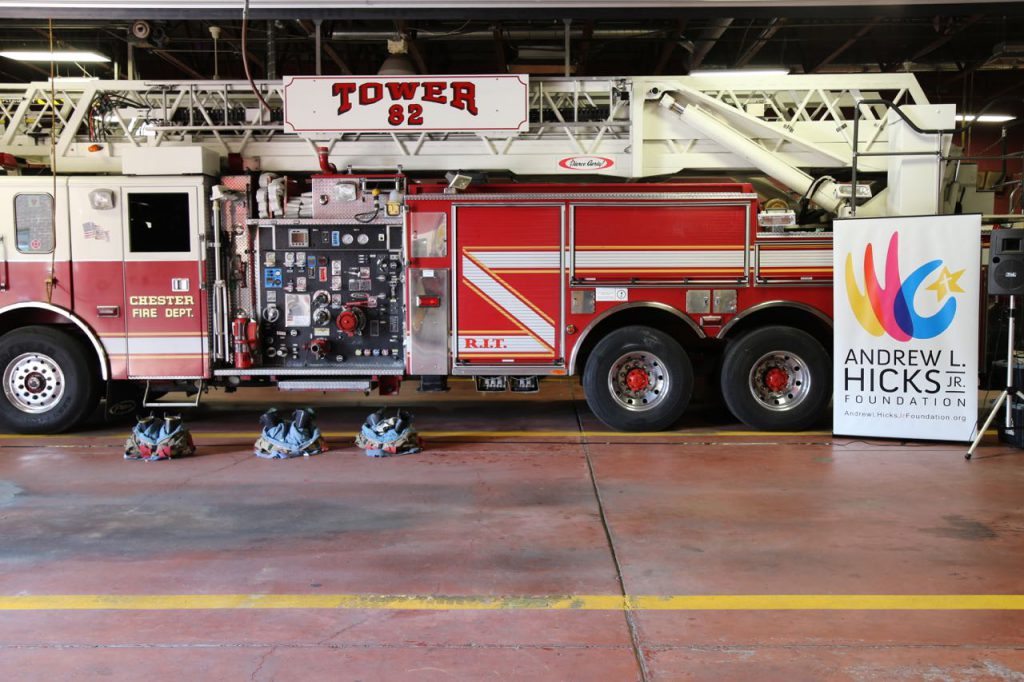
[0, 74, 960, 433]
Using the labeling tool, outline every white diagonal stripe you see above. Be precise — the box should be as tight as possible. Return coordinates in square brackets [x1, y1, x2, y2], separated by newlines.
[462, 257, 555, 347]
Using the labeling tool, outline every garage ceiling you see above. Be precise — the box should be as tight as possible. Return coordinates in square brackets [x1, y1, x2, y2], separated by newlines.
[0, 3, 1022, 116]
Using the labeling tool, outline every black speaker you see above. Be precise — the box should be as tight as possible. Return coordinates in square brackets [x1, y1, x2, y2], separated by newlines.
[989, 229, 1024, 295]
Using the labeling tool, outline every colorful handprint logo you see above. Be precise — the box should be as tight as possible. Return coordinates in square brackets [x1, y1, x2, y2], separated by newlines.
[845, 232, 966, 341]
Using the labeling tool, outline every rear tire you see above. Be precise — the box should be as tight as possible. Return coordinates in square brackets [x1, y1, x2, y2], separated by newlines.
[720, 325, 830, 431]
[0, 326, 99, 434]
[582, 325, 693, 431]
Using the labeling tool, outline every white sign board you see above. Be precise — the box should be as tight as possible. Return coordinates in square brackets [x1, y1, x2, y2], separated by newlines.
[283, 75, 530, 134]
[833, 214, 980, 441]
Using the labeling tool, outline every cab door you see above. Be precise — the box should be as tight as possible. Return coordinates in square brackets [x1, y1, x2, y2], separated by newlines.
[68, 179, 127, 378]
[121, 180, 208, 379]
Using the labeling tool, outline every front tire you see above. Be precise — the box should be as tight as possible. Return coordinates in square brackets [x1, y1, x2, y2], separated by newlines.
[0, 326, 99, 434]
[720, 325, 830, 431]
[582, 325, 693, 431]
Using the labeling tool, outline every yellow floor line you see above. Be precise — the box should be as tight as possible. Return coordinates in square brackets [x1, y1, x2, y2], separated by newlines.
[0, 594, 1021, 611]
[0, 429, 871, 441]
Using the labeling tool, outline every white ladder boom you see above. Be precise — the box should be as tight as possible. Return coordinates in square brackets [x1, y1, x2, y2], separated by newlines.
[0, 74, 933, 177]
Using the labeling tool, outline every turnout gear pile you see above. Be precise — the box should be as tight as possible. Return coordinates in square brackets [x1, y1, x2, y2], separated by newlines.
[254, 408, 328, 459]
[124, 414, 196, 461]
[355, 409, 423, 457]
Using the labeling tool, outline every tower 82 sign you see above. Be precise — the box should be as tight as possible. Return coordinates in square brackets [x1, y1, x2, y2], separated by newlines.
[283, 75, 530, 134]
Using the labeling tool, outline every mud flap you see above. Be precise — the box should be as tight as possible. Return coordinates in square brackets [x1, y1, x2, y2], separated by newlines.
[104, 381, 142, 422]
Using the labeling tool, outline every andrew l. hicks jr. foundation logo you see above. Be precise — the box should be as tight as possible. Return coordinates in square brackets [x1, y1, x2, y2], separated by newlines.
[845, 232, 966, 342]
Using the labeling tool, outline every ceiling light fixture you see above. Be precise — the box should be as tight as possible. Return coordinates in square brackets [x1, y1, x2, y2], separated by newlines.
[957, 114, 1016, 123]
[0, 50, 110, 63]
[688, 68, 790, 78]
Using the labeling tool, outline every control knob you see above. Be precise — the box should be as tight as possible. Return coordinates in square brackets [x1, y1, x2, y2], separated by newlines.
[336, 306, 366, 335]
[312, 307, 331, 326]
[262, 305, 280, 323]
[312, 290, 330, 307]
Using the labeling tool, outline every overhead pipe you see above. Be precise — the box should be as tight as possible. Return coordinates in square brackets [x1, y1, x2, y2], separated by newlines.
[266, 20, 277, 81]
[317, 146, 336, 174]
[330, 28, 665, 42]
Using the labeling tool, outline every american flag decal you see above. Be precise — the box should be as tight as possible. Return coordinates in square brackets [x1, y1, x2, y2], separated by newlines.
[82, 221, 110, 241]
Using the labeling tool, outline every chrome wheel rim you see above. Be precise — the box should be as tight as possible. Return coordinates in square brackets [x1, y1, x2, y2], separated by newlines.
[748, 350, 810, 412]
[607, 351, 670, 412]
[3, 352, 66, 414]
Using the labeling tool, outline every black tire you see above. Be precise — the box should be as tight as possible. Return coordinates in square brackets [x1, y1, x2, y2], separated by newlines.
[720, 325, 830, 431]
[0, 326, 100, 434]
[582, 325, 693, 431]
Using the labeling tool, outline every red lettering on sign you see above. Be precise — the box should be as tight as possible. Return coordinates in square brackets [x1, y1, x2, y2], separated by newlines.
[332, 82, 357, 114]
[463, 337, 508, 350]
[360, 82, 383, 105]
[386, 81, 420, 100]
[450, 82, 478, 116]
[330, 80, 481, 122]
[421, 82, 446, 105]
[407, 103, 423, 125]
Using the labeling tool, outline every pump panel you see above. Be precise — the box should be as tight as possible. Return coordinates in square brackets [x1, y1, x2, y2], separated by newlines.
[256, 221, 404, 370]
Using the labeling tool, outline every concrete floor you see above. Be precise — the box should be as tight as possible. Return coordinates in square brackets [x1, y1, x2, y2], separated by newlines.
[0, 379, 1023, 680]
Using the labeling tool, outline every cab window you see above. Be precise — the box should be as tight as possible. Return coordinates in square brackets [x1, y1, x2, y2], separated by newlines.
[14, 193, 54, 254]
[128, 192, 191, 253]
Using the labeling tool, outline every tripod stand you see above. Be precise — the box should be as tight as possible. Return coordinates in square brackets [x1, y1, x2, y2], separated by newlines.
[966, 295, 1024, 459]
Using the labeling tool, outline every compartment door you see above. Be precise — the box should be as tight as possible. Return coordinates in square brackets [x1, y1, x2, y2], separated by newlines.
[454, 205, 564, 366]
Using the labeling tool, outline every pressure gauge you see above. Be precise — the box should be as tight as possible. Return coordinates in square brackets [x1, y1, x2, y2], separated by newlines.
[341, 233, 355, 245]
[357, 233, 370, 245]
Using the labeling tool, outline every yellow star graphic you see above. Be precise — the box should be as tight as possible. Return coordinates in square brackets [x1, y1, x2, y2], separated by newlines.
[925, 266, 966, 301]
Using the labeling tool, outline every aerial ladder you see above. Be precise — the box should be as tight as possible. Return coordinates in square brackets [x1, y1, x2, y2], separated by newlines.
[0, 73, 953, 216]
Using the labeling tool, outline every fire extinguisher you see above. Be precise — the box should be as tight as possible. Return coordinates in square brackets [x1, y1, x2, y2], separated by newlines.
[231, 312, 259, 369]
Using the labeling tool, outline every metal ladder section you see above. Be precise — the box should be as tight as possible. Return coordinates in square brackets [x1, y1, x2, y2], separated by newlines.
[0, 73, 928, 177]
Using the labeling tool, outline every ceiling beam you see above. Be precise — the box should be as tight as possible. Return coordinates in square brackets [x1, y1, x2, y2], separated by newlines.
[654, 19, 687, 75]
[574, 20, 596, 77]
[910, 14, 982, 62]
[733, 17, 786, 68]
[152, 48, 204, 79]
[213, 26, 265, 72]
[689, 18, 732, 71]
[298, 19, 351, 74]
[396, 20, 427, 74]
[811, 17, 880, 72]
[492, 23, 507, 73]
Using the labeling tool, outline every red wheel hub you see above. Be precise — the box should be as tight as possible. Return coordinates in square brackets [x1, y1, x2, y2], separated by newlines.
[625, 368, 650, 392]
[764, 367, 789, 392]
